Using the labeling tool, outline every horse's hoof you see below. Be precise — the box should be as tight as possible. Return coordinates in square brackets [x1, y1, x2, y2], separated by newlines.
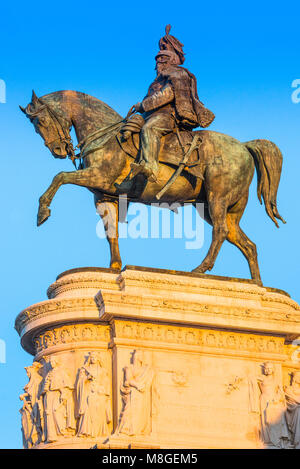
[192, 267, 205, 274]
[37, 206, 51, 226]
[110, 261, 122, 270]
[254, 278, 263, 287]
[192, 263, 210, 274]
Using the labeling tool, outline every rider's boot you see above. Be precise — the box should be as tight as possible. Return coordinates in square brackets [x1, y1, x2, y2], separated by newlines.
[130, 160, 158, 183]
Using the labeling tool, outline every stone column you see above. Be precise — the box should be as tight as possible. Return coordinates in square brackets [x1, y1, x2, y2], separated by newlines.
[16, 266, 300, 449]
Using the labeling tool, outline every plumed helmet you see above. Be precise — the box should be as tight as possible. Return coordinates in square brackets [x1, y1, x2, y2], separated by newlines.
[158, 25, 185, 65]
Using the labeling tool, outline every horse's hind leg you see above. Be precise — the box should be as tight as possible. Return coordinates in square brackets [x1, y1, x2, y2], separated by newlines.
[193, 198, 229, 273]
[226, 194, 262, 284]
[95, 199, 122, 270]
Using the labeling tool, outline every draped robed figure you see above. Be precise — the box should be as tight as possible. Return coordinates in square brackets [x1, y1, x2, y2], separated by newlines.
[117, 350, 154, 436]
[248, 362, 290, 448]
[41, 356, 76, 442]
[76, 352, 111, 438]
[284, 371, 300, 448]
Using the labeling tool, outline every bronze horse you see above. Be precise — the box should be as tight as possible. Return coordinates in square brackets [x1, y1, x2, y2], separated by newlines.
[20, 90, 285, 284]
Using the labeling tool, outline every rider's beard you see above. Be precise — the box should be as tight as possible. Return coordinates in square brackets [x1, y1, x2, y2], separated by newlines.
[155, 62, 171, 75]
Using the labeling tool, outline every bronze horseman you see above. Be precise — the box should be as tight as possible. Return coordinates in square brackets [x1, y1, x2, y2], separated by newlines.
[20, 26, 285, 283]
[125, 25, 214, 182]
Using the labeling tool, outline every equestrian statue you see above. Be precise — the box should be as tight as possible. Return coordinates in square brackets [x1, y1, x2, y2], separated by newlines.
[20, 25, 285, 284]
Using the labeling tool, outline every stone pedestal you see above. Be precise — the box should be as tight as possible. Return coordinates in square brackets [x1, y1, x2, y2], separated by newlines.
[16, 266, 300, 449]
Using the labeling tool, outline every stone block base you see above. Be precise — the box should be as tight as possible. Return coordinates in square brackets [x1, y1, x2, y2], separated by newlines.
[16, 266, 300, 449]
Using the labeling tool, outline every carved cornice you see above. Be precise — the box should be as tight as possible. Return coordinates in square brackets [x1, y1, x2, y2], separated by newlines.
[47, 271, 119, 299]
[15, 290, 300, 346]
[15, 297, 100, 336]
[97, 290, 300, 336]
[118, 270, 293, 302]
[261, 291, 300, 310]
[16, 269, 300, 354]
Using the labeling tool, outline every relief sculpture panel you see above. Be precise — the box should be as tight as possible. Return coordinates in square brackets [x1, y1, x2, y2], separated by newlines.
[20, 351, 112, 447]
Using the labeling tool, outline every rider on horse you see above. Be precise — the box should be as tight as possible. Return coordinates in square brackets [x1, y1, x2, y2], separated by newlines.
[123, 25, 215, 182]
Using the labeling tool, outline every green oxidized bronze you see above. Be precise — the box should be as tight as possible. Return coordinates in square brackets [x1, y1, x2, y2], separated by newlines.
[20, 25, 285, 284]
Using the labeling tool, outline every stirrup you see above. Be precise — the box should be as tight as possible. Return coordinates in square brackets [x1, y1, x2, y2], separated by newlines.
[130, 162, 143, 177]
[130, 162, 158, 183]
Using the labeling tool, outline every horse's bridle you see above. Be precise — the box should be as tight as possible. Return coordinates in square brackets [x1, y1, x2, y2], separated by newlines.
[30, 99, 80, 167]
[28, 100, 137, 169]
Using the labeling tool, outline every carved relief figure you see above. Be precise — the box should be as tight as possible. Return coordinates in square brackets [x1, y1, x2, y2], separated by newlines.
[40, 356, 75, 442]
[76, 352, 111, 438]
[20, 361, 43, 447]
[284, 371, 300, 448]
[249, 362, 290, 448]
[19, 393, 34, 448]
[117, 350, 154, 436]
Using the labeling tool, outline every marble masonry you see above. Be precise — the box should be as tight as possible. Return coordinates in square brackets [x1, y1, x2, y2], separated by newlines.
[15, 266, 300, 449]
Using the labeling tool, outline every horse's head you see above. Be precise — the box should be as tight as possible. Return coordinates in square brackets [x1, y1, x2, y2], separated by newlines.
[20, 90, 73, 159]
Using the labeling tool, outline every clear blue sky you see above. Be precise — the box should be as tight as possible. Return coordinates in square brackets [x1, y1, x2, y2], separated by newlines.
[0, 0, 299, 448]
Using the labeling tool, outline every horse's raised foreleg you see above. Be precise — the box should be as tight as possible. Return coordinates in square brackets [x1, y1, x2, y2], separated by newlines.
[37, 168, 112, 226]
[226, 195, 262, 284]
[37, 172, 64, 225]
[95, 199, 122, 270]
[193, 198, 229, 273]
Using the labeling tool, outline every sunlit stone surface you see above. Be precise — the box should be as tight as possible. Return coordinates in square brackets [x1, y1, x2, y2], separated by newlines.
[16, 266, 300, 449]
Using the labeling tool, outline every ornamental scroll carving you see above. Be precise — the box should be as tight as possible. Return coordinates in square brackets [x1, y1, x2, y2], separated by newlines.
[117, 350, 154, 436]
[20, 352, 112, 447]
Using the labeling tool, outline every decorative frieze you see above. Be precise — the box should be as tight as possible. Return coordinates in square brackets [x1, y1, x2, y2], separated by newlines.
[112, 320, 285, 357]
[34, 323, 111, 354]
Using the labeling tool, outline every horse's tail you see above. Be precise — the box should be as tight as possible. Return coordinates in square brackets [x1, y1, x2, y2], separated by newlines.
[244, 139, 286, 228]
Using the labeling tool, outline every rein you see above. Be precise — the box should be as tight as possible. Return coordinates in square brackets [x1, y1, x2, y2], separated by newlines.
[38, 102, 136, 170]
[38, 99, 79, 168]
[76, 106, 136, 157]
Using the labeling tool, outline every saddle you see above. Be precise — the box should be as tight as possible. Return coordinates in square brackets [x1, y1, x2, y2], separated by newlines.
[117, 126, 205, 180]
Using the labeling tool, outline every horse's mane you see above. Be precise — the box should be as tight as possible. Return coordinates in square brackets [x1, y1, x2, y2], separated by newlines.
[40, 90, 122, 126]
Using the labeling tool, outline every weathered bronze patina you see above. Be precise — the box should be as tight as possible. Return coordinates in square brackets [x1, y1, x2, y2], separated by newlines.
[128, 25, 214, 182]
[20, 26, 285, 284]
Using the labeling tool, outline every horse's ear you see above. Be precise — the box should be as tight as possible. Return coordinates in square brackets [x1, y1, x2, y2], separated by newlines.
[19, 105, 26, 114]
[31, 90, 39, 104]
